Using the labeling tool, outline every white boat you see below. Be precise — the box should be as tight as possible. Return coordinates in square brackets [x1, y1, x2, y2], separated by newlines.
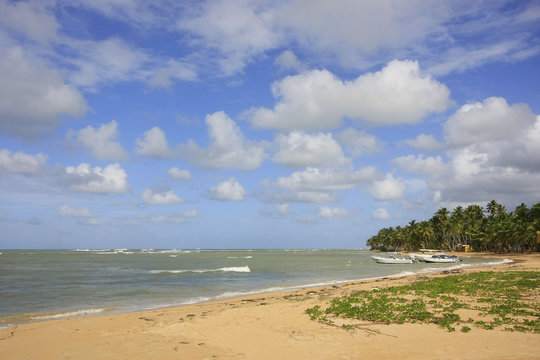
[371, 255, 415, 264]
[422, 254, 461, 263]
[409, 253, 437, 262]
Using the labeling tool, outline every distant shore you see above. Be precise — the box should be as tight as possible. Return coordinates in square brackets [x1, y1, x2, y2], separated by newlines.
[1, 252, 538, 360]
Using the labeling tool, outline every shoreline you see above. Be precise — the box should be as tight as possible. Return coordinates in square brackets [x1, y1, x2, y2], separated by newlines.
[0, 252, 514, 328]
[1, 252, 538, 359]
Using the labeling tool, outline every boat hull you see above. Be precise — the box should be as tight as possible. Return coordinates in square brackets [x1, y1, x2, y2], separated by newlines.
[371, 256, 414, 264]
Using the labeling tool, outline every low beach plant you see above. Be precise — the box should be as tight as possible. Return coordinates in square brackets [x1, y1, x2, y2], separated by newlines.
[306, 271, 539, 333]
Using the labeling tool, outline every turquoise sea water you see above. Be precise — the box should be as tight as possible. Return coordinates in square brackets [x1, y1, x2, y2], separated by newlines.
[0, 249, 509, 327]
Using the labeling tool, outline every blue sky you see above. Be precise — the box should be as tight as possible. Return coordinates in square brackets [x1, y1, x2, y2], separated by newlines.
[1, 0, 539, 249]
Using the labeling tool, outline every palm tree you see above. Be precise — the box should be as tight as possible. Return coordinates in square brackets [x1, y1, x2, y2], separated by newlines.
[366, 201, 540, 252]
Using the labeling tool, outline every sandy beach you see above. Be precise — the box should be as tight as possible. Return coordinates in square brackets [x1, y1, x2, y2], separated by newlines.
[1, 252, 539, 360]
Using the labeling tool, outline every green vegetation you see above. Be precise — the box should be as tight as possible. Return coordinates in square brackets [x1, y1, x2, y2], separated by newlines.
[306, 271, 539, 333]
[367, 200, 540, 253]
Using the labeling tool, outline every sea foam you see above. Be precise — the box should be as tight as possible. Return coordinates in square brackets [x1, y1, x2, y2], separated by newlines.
[150, 266, 251, 274]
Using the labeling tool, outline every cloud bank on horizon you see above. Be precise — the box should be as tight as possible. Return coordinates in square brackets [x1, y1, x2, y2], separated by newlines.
[0, 0, 539, 249]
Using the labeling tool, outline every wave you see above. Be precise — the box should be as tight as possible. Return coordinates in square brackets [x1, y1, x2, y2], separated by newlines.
[150, 266, 251, 274]
[481, 258, 513, 266]
[30, 308, 111, 321]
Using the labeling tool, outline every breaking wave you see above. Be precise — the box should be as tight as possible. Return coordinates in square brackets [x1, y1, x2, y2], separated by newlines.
[150, 266, 251, 274]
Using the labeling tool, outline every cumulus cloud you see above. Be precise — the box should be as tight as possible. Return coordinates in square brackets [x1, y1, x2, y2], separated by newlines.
[72, 121, 129, 161]
[404, 134, 444, 151]
[168, 167, 192, 180]
[247, 60, 450, 131]
[318, 206, 350, 220]
[0, 47, 87, 139]
[275, 166, 378, 192]
[141, 188, 183, 205]
[419, 98, 540, 205]
[0, 149, 48, 175]
[257, 165, 378, 205]
[444, 97, 535, 147]
[58, 205, 92, 218]
[64, 163, 129, 193]
[336, 128, 382, 157]
[135, 127, 174, 158]
[180, 111, 267, 170]
[208, 178, 247, 201]
[393, 155, 447, 175]
[368, 173, 406, 201]
[272, 131, 347, 168]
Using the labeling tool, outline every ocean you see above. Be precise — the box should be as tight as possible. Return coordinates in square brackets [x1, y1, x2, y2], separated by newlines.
[0, 249, 510, 327]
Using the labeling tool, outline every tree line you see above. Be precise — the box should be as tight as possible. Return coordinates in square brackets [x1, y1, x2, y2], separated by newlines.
[367, 200, 540, 253]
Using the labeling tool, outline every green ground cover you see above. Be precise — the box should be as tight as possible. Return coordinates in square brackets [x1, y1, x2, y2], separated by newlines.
[306, 271, 539, 333]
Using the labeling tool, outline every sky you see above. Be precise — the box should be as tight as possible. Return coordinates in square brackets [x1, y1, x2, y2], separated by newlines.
[0, 0, 539, 249]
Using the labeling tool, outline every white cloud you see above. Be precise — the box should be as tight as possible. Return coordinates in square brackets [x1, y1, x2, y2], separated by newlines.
[58, 205, 92, 218]
[247, 60, 450, 131]
[73, 121, 129, 161]
[148, 59, 198, 88]
[444, 97, 536, 147]
[318, 206, 350, 220]
[372, 207, 391, 220]
[141, 188, 183, 205]
[168, 167, 192, 180]
[336, 128, 381, 157]
[393, 155, 447, 175]
[208, 178, 247, 201]
[0, 149, 47, 175]
[272, 131, 346, 168]
[277, 0, 451, 68]
[259, 165, 378, 205]
[404, 134, 443, 151]
[0, 47, 87, 139]
[176, 1, 539, 76]
[275, 50, 305, 72]
[423, 98, 540, 205]
[68, 37, 150, 89]
[368, 173, 406, 201]
[135, 127, 174, 158]
[180, 111, 267, 170]
[0, 0, 59, 44]
[427, 40, 540, 77]
[177, 0, 279, 76]
[276, 166, 378, 192]
[64, 163, 129, 193]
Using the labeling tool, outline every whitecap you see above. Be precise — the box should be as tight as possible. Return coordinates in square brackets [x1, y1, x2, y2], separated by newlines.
[150, 266, 251, 274]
